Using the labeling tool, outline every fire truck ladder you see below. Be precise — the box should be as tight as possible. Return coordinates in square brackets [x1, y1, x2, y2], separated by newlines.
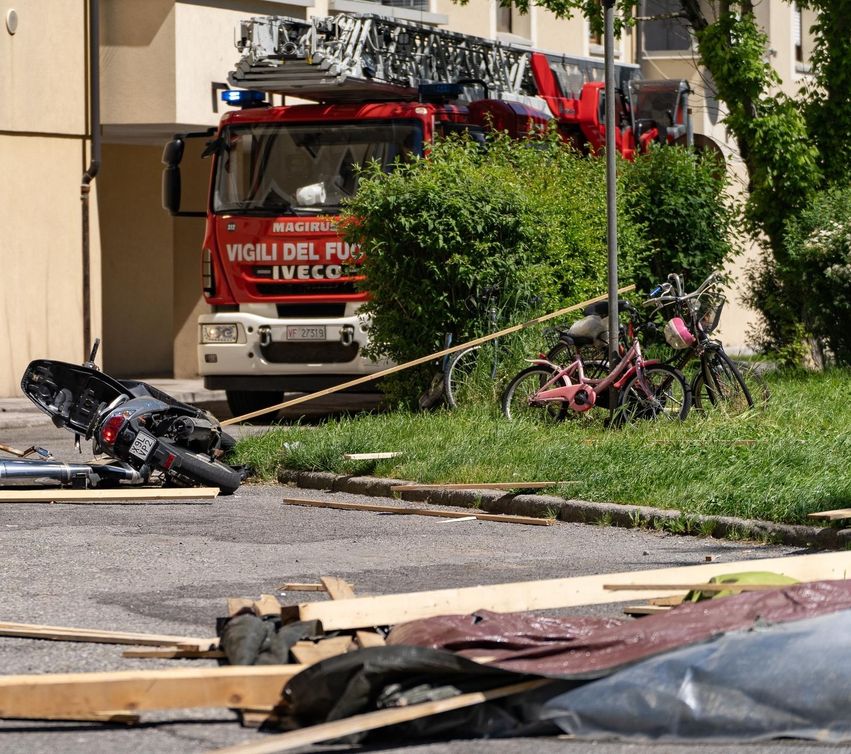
[228, 13, 629, 103]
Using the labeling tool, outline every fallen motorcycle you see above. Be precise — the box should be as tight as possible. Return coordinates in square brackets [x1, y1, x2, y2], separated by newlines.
[18, 340, 241, 494]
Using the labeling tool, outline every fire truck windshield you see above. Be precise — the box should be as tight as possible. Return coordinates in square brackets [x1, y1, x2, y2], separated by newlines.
[212, 120, 423, 214]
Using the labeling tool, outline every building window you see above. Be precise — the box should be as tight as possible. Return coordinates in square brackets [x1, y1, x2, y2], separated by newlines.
[793, 5, 803, 63]
[371, 0, 430, 10]
[495, 2, 531, 40]
[588, 0, 603, 47]
[641, 0, 691, 52]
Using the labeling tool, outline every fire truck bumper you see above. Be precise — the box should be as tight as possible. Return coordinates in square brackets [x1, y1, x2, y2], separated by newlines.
[197, 311, 393, 392]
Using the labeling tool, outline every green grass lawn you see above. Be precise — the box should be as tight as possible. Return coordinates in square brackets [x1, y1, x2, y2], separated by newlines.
[232, 368, 851, 525]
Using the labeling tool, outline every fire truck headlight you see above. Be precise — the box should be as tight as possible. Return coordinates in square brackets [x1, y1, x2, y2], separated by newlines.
[201, 324, 239, 344]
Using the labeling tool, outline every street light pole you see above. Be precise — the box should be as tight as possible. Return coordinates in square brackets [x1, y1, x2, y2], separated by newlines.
[603, 0, 620, 412]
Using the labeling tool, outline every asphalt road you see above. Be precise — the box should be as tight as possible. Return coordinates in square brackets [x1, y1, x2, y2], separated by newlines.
[0, 415, 843, 754]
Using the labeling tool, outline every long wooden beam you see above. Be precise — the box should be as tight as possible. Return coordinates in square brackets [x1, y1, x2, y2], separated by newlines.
[282, 498, 554, 526]
[222, 285, 636, 425]
[288, 551, 851, 630]
[0, 487, 218, 504]
[0, 665, 304, 719]
[0, 621, 218, 650]
[211, 679, 549, 754]
[391, 482, 569, 492]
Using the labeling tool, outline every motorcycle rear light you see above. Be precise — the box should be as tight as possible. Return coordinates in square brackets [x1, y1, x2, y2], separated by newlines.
[100, 414, 127, 446]
[201, 323, 239, 343]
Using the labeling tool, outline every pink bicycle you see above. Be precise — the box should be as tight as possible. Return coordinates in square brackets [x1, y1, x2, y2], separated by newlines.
[501, 312, 691, 424]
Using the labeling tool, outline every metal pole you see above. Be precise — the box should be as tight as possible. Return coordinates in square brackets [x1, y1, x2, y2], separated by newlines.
[604, 0, 619, 408]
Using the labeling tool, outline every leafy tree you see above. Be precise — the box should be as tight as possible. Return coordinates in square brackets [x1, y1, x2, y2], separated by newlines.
[478, 0, 851, 363]
[622, 144, 736, 292]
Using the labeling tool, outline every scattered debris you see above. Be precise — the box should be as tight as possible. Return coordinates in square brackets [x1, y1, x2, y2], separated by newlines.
[390, 481, 571, 492]
[343, 452, 402, 460]
[282, 497, 555, 526]
[809, 507, 851, 520]
[0, 487, 218, 504]
[277, 583, 325, 592]
[0, 555, 849, 748]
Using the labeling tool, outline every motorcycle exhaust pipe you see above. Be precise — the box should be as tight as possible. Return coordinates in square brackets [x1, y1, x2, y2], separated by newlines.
[0, 460, 146, 487]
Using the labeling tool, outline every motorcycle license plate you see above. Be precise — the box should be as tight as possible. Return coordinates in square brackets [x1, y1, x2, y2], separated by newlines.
[286, 325, 326, 340]
[129, 429, 157, 462]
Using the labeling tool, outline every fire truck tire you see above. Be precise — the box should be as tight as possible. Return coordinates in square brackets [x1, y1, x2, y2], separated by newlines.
[226, 390, 284, 423]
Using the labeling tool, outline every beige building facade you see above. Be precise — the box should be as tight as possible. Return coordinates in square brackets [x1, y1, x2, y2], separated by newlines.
[0, 0, 813, 396]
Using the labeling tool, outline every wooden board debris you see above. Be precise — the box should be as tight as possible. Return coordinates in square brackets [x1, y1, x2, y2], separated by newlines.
[211, 679, 549, 753]
[277, 583, 324, 592]
[622, 605, 673, 616]
[808, 508, 851, 521]
[0, 487, 218, 504]
[0, 621, 217, 650]
[283, 498, 554, 527]
[285, 551, 851, 631]
[122, 647, 226, 660]
[343, 452, 402, 460]
[290, 636, 353, 665]
[253, 594, 283, 617]
[355, 630, 385, 648]
[227, 598, 256, 617]
[0, 665, 305, 719]
[604, 582, 797, 593]
[391, 482, 570, 492]
[320, 576, 356, 600]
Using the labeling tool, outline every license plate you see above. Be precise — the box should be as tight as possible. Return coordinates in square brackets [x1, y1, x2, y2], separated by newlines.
[129, 430, 157, 462]
[286, 326, 327, 341]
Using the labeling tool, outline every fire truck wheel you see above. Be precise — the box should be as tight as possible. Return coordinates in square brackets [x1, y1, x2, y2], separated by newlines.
[226, 390, 283, 424]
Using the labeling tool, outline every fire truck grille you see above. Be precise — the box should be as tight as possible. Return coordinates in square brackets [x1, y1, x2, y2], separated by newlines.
[260, 341, 360, 364]
[256, 282, 359, 297]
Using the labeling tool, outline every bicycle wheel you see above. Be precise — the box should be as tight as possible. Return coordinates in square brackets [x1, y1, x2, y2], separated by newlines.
[444, 346, 481, 409]
[501, 366, 568, 423]
[546, 340, 608, 376]
[692, 350, 753, 416]
[616, 364, 691, 423]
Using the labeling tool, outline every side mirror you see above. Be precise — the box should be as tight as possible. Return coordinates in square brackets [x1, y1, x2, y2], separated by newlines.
[162, 138, 185, 166]
[162, 164, 182, 214]
[162, 139, 184, 215]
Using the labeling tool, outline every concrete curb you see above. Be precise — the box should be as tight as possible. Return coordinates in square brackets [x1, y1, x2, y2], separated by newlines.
[277, 469, 843, 550]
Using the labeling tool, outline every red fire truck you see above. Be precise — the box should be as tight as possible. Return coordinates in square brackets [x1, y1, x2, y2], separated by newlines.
[163, 13, 699, 417]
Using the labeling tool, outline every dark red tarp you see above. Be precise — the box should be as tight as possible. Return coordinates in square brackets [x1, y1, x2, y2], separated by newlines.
[387, 579, 851, 677]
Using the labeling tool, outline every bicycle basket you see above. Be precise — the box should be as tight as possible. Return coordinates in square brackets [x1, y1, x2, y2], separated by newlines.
[697, 291, 726, 334]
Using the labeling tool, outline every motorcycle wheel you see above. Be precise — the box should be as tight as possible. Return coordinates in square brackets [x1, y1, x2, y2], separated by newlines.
[158, 439, 241, 495]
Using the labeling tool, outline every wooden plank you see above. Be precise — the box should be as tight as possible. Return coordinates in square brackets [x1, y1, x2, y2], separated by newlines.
[0, 665, 305, 719]
[0, 487, 218, 504]
[0, 621, 217, 650]
[391, 482, 569, 492]
[343, 452, 402, 460]
[227, 598, 256, 617]
[122, 647, 226, 660]
[290, 551, 851, 631]
[623, 605, 672, 616]
[355, 630, 385, 648]
[277, 583, 324, 592]
[283, 498, 554, 527]
[222, 286, 636, 425]
[211, 679, 549, 754]
[437, 516, 478, 524]
[603, 583, 797, 593]
[320, 576, 356, 600]
[808, 508, 851, 520]
[290, 636, 353, 665]
[253, 594, 282, 617]
[7, 710, 142, 724]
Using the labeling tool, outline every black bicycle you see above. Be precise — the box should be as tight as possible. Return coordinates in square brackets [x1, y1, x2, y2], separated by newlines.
[643, 272, 769, 415]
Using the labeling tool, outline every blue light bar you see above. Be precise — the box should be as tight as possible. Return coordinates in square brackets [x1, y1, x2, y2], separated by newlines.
[221, 89, 266, 106]
[418, 82, 462, 100]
